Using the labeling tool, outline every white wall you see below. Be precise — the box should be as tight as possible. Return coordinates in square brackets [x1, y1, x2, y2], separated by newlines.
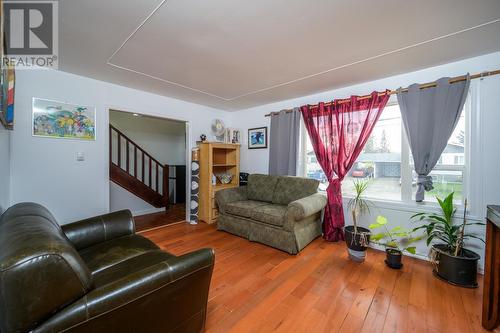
[108, 110, 186, 216]
[0, 126, 10, 213]
[10, 69, 230, 224]
[229, 51, 500, 270]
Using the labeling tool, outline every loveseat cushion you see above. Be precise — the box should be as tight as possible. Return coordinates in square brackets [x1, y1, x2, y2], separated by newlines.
[272, 176, 320, 205]
[79, 234, 160, 275]
[247, 174, 279, 202]
[250, 204, 288, 227]
[225, 200, 270, 218]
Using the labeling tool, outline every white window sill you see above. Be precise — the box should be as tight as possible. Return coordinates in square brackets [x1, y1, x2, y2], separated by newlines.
[317, 190, 482, 222]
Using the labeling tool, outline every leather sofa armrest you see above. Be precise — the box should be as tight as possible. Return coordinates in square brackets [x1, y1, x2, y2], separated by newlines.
[62, 210, 135, 250]
[33, 249, 215, 333]
[287, 193, 327, 221]
[215, 186, 248, 214]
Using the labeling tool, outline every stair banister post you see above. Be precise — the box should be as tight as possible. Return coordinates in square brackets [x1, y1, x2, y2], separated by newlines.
[163, 164, 169, 211]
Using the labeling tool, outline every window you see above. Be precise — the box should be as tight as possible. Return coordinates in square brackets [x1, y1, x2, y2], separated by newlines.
[304, 98, 468, 205]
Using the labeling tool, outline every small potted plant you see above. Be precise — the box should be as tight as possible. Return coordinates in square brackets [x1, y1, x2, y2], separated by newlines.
[369, 215, 421, 269]
[345, 179, 372, 262]
[411, 193, 484, 288]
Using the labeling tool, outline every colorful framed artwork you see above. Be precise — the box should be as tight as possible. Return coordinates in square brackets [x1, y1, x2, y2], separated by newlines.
[32, 98, 96, 140]
[0, 6, 15, 130]
[248, 127, 267, 149]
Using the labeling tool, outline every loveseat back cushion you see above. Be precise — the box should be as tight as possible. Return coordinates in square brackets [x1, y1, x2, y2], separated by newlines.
[272, 176, 320, 205]
[0, 203, 93, 333]
[247, 174, 280, 203]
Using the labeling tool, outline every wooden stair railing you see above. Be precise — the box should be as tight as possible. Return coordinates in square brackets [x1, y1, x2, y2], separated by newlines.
[109, 124, 169, 209]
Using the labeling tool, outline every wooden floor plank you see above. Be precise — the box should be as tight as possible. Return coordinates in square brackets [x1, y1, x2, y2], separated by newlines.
[142, 221, 486, 333]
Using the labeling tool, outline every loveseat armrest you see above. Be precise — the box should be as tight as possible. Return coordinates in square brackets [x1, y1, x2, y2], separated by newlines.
[215, 186, 248, 214]
[288, 193, 327, 221]
[34, 249, 215, 333]
[62, 210, 135, 250]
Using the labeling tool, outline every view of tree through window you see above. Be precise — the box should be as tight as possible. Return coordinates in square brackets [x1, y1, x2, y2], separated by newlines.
[304, 102, 467, 204]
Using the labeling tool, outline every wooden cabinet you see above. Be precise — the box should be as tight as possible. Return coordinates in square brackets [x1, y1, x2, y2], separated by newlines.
[483, 205, 500, 331]
[198, 142, 240, 224]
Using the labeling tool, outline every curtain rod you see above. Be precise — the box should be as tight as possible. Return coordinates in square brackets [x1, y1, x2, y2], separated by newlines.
[264, 69, 500, 117]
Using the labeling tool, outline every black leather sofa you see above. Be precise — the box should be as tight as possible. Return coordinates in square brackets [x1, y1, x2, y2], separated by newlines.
[0, 203, 214, 333]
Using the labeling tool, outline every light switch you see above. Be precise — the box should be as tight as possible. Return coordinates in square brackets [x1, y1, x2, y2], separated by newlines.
[76, 152, 85, 161]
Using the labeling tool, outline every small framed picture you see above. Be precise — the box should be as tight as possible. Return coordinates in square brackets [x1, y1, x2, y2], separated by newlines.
[248, 127, 267, 149]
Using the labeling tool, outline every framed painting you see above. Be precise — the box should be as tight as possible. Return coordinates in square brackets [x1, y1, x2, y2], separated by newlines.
[0, 4, 15, 130]
[248, 127, 267, 149]
[32, 98, 96, 140]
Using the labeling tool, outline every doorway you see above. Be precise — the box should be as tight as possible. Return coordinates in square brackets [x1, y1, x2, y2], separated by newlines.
[108, 109, 188, 231]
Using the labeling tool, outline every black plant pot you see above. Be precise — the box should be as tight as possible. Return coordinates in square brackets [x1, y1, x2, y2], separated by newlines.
[431, 244, 480, 288]
[385, 248, 403, 269]
[344, 226, 371, 251]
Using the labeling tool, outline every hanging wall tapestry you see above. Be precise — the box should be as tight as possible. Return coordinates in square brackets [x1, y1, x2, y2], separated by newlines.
[32, 98, 96, 140]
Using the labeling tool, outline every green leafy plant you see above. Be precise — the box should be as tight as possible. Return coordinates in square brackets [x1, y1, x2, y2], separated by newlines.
[369, 216, 421, 254]
[347, 179, 371, 234]
[411, 192, 484, 255]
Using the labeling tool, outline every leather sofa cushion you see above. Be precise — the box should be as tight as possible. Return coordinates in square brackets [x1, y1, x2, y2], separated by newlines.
[80, 234, 160, 275]
[251, 204, 288, 227]
[247, 174, 279, 202]
[225, 200, 270, 218]
[272, 176, 319, 205]
[0, 203, 94, 333]
[93, 250, 174, 287]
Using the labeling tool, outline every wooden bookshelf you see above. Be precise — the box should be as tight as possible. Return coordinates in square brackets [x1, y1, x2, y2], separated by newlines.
[198, 142, 240, 224]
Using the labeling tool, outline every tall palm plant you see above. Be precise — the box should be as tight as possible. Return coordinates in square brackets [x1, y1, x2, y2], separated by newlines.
[347, 179, 371, 234]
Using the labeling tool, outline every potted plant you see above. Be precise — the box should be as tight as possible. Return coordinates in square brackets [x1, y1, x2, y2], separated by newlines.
[345, 179, 372, 262]
[411, 193, 484, 288]
[369, 215, 421, 269]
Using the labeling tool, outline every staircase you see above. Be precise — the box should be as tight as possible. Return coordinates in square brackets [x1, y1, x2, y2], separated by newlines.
[109, 124, 169, 209]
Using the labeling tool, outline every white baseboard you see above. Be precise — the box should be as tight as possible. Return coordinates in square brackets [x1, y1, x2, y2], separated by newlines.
[132, 207, 165, 217]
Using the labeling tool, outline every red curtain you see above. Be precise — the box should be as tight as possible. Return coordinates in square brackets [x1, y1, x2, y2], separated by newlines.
[300, 91, 390, 241]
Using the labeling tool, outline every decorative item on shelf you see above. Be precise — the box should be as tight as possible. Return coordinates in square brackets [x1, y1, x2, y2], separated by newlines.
[211, 119, 226, 142]
[411, 194, 483, 288]
[224, 128, 241, 144]
[369, 215, 422, 269]
[211, 174, 216, 185]
[200, 134, 207, 142]
[345, 179, 372, 262]
[216, 173, 233, 184]
[248, 127, 267, 149]
[190, 148, 200, 225]
[32, 98, 96, 140]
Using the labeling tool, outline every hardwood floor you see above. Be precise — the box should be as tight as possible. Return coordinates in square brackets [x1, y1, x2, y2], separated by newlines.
[141, 222, 492, 333]
[134, 204, 186, 231]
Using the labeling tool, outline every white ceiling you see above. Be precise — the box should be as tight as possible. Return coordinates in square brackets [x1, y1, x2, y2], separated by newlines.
[60, 0, 500, 111]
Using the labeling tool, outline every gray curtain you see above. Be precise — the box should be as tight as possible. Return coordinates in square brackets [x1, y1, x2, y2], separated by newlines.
[268, 108, 301, 176]
[397, 75, 470, 202]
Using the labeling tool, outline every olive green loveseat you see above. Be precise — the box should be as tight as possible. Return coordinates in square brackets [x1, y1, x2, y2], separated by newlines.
[215, 174, 326, 254]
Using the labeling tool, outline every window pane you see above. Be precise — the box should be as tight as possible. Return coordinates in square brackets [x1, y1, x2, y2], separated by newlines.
[343, 104, 402, 201]
[305, 142, 328, 191]
[412, 170, 463, 203]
